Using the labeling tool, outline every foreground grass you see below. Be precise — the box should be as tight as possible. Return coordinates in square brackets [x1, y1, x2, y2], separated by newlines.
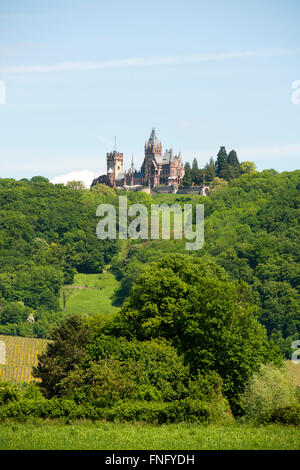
[0, 422, 299, 450]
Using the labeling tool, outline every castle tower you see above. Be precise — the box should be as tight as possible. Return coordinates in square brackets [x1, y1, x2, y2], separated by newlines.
[143, 128, 162, 186]
[106, 150, 123, 186]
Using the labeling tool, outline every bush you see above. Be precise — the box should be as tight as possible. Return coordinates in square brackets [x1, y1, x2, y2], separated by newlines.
[0, 397, 99, 421]
[0, 396, 232, 424]
[241, 364, 298, 422]
[0, 382, 21, 405]
[257, 404, 300, 425]
[95, 398, 232, 424]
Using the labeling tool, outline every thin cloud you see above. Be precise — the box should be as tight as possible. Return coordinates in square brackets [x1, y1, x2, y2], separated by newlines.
[1, 48, 300, 74]
[236, 144, 300, 160]
[51, 169, 101, 188]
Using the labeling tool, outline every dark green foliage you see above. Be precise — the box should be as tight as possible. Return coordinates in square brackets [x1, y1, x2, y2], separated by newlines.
[0, 395, 231, 424]
[60, 336, 190, 405]
[214, 147, 240, 180]
[191, 158, 201, 185]
[0, 302, 32, 324]
[201, 170, 300, 347]
[0, 178, 120, 337]
[215, 146, 229, 178]
[32, 315, 91, 398]
[0, 307, 63, 338]
[204, 157, 216, 182]
[257, 404, 300, 425]
[30, 313, 231, 422]
[227, 150, 240, 168]
[101, 398, 231, 424]
[0, 382, 21, 405]
[182, 162, 192, 186]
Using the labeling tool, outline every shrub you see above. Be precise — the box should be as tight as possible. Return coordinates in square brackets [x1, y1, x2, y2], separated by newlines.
[257, 404, 300, 425]
[0, 396, 232, 424]
[0, 382, 21, 405]
[241, 364, 298, 422]
[100, 398, 232, 424]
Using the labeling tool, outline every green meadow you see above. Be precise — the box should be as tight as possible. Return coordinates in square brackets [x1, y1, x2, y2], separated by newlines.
[0, 422, 299, 450]
[60, 272, 121, 315]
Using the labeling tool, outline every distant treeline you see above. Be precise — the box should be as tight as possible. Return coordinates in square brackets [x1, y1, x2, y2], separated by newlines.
[182, 146, 256, 186]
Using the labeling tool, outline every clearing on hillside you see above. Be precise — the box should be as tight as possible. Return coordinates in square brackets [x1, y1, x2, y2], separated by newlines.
[60, 272, 121, 315]
[0, 335, 48, 383]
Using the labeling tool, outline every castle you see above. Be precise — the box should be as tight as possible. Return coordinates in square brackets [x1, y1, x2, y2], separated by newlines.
[91, 128, 185, 190]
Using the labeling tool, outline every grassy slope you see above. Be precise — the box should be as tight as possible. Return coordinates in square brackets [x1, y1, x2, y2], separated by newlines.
[0, 422, 299, 450]
[60, 271, 121, 315]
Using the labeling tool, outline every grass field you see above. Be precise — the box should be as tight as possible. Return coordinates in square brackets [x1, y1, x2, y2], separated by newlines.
[60, 271, 121, 315]
[0, 422, 299, 450]
[0, 335, 48, 382]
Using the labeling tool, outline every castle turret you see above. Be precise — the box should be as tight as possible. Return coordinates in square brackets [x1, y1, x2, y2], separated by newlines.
[106, 150, 123, 186]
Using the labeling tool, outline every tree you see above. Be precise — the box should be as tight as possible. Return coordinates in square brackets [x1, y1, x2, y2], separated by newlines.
[182, 162, 192, 186]
[32, 315, 91, 398]
[204, 157, 216, 182]
[0, 301, 32, 325]
[210, 177, 228, 191]
[227, 150, 240, 168]
[30, 176, 49, 184]
[111, 254, 280, 412]
[66, 181, 86, 191]
[191, 158, 200, 185]
[215, 146, 229, 179]
[60, 336, 190, 405]
[240, 161, 257, 174]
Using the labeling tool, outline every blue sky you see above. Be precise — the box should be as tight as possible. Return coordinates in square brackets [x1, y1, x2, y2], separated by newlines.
[0, 0, 300, 186]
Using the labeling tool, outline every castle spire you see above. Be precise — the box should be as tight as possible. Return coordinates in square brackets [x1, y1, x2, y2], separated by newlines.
[148, 127, 158, 146]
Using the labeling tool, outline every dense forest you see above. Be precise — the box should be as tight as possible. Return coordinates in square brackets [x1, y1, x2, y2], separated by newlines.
[0, 169, 299, 423]
[113, 169, 300, 357]
[0, 177, 119, 337]
[0, 170, 299, 351]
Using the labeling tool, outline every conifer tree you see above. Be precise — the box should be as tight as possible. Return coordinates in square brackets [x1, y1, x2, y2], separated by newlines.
[182, 162, 192, 186]
[215, 146, 228, 178]
[191, 158, 200, 185]
[227, 150, 240, 167]
[227, 150, 241, 178]
[204, 157, 216, 182]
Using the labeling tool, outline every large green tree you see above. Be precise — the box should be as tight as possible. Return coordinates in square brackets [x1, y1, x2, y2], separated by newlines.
[32, 315, 91, 398]
[110, 254, 280, 412]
